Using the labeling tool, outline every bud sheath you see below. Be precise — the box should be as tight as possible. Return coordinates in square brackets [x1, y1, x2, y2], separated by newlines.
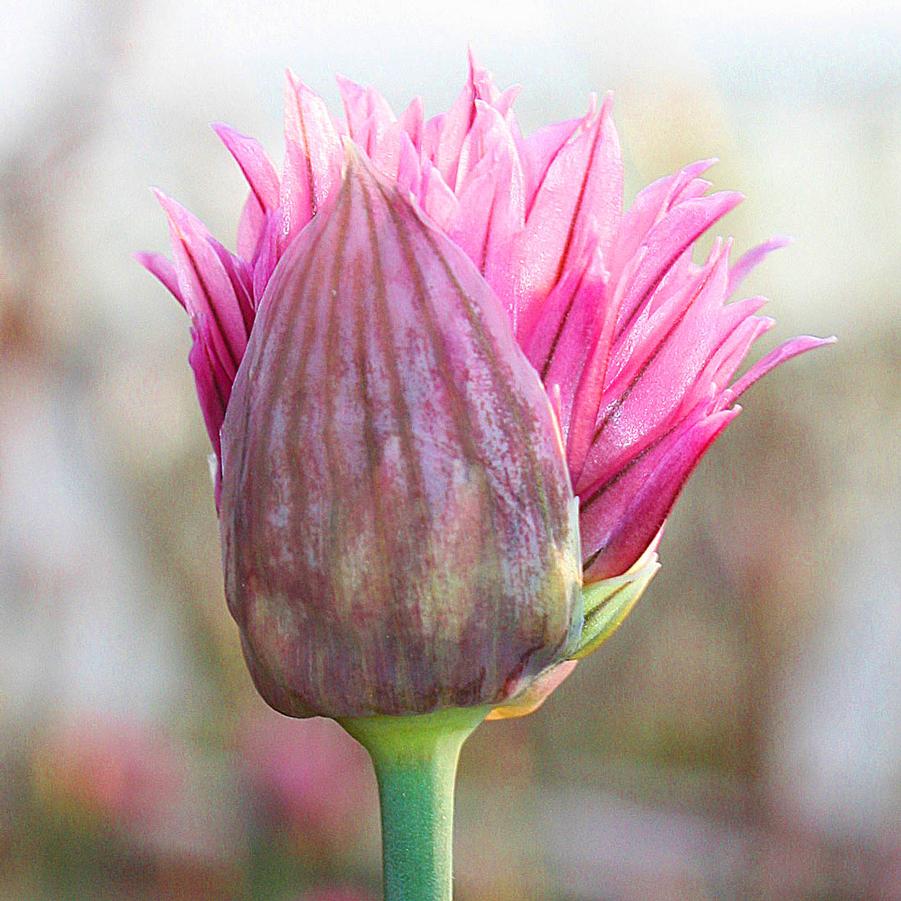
[220, 150, 582, 718]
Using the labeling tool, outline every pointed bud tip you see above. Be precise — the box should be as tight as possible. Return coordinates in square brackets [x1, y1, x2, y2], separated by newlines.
[340, 137, 415, 211]
[341, 137, 378, 182]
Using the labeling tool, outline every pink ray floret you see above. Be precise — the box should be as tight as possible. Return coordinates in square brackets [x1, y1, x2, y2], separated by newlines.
[141, 55, 833, 583]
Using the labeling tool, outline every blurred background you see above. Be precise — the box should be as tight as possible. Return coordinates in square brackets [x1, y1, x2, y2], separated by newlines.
[1, 0, 898, 898]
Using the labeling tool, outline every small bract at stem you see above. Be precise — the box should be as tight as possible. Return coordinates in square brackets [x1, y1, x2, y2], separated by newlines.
[339, 706, 490, 901]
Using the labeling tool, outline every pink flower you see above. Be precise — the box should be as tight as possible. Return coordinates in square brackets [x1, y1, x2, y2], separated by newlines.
[31, 715, 185, 831]
[141, 56, 831, 716]
[235, 709, 375, 847]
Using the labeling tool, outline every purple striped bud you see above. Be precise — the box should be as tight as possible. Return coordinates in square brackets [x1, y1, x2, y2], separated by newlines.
[219, 150, 582, 718]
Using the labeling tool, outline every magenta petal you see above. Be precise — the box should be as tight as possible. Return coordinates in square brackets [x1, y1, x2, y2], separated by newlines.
[212, 123, 280, 259]
[448, 101, 525, 312]
[514, 96, 623, 326]
[213, 124, 280, 206]
[580, 404, 739, 581]
[153, 191, 249, 378]
[727, 235, 792, 296]
[614, 191, 743, 337]
[142, 56, 834, 596]
[336, 74, 397, 157]
[732, 335, 837, 398]
[188, 336, 227, 475]
[280, 72, 342, 252]
[136, 251, 182, 305]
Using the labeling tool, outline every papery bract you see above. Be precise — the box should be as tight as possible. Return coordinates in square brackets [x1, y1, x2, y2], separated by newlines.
[219, 150, 581, 717]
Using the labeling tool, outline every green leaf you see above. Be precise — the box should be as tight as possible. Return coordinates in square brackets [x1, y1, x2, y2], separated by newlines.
[570, 545, 660, 660]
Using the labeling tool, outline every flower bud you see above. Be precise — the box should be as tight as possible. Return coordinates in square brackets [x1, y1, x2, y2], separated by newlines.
[143, 58, 833, 723]
[219, 150, 582, 718]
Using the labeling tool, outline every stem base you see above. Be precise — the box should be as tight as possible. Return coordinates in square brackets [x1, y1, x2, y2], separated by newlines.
[339, 707, 489, 901]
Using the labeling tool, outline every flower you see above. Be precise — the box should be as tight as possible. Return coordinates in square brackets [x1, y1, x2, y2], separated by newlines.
[235, 707, 375, 848]
[140, 55, 832, 718]
[31, 714, 185, 832]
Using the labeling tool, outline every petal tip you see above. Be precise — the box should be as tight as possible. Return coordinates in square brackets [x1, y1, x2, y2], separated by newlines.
[210, 121, 242, 143]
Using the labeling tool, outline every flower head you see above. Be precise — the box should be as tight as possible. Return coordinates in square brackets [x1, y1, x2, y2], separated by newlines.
[141, 55, 832, 717]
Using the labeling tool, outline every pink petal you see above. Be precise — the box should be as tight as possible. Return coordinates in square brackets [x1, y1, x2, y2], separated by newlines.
[417, 159, 459, 231]
[251, 214, 279, 303]
[580, 402, 739, 581]
[604, 244, 724, 410]
[727, 235, 792, 296]
[421, 52, 508, 191]
[135, 251, 182, 306]
[448, 101, 525, 313]
[279, 72, 343, 253]
[580, 245, 731, 492]
[212, 123, 280, 207]
[607, 159, 716, 287]
[697, 303, 772, 394]
[398, 96, 424, 149]
[394, 133, 422, 197]
[519, 116, 583, 210]
[731, 335, 837, 398]
[613, 190, 743, 338]
[521, 240, 605, 377]
[212, 123, 280, 260]
[336, 75, 397, 157]
[210, 240, 254, 332]
[514, 95, 623, 329]
[153, 190, 249, 379]
[371, 104, 422, 179]
[565, 280, 620, 484]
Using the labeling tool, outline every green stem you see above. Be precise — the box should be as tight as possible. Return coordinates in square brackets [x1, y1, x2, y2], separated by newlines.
[339, 706, 489, 901]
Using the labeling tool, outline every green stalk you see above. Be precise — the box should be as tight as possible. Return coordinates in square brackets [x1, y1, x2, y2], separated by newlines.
[339, 706, 489, 901]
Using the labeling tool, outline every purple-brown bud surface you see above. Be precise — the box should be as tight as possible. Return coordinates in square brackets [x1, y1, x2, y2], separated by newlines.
[219, 152, 582, 718]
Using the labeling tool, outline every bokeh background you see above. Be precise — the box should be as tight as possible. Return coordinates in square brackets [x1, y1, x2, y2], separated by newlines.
[1, 1, 899, 898]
